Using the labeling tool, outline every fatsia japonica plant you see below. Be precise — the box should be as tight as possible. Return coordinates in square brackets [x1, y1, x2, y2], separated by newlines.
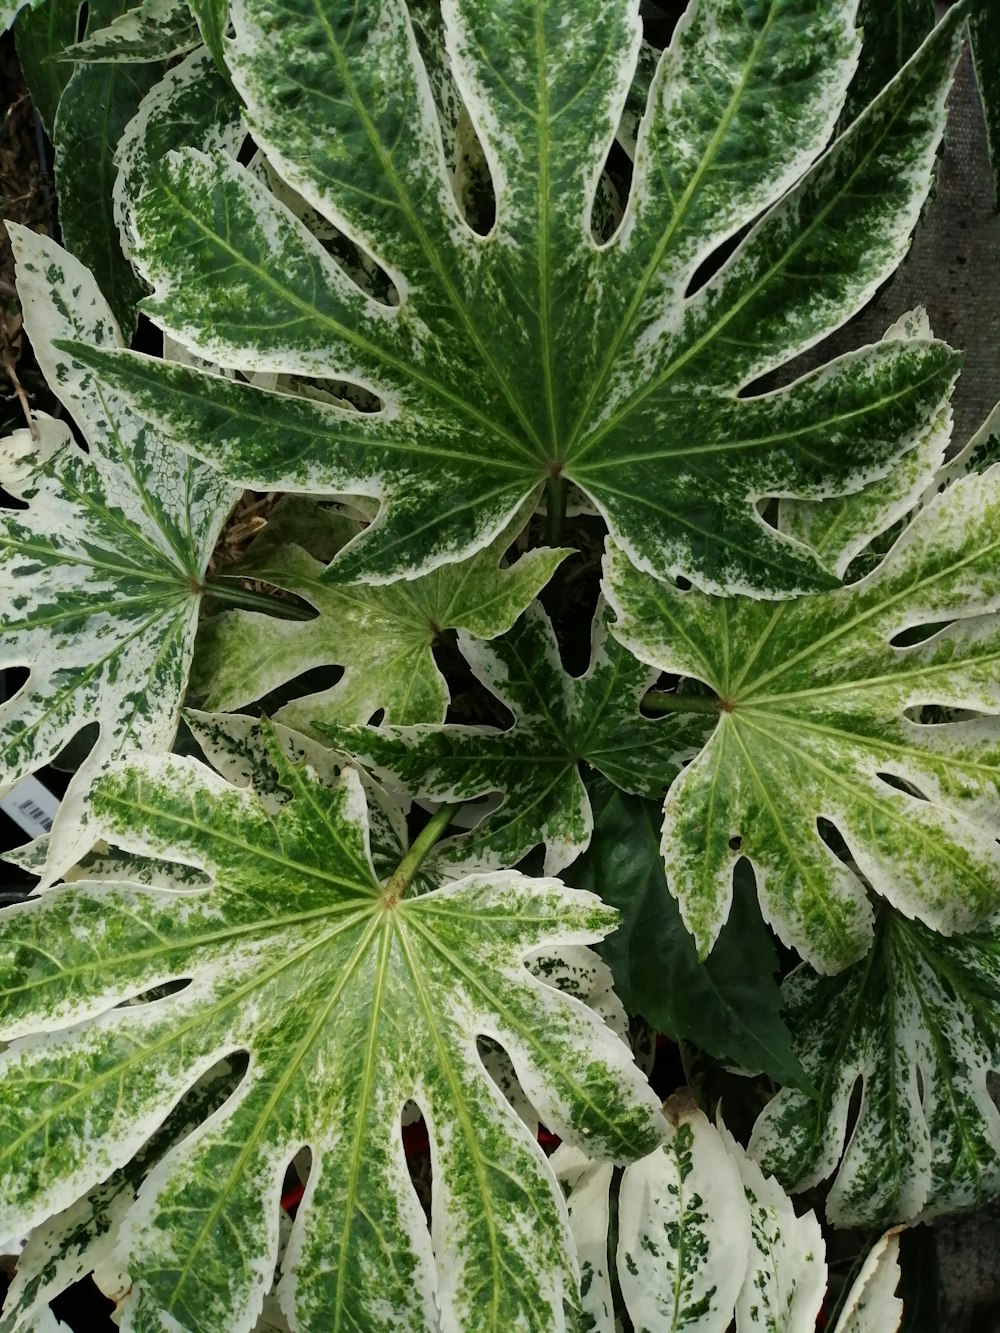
[1, 0, 999, 1329]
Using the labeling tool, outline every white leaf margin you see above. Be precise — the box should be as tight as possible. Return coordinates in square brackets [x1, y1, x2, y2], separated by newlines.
[553, 1096, 904, 1333]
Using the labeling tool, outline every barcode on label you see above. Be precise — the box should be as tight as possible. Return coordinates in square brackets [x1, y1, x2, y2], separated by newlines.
[1, 776, 60, 839]
[17, 798, 53, 832]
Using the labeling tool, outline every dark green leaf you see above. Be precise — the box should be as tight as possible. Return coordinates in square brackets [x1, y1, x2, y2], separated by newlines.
[565, 773, 808, 1092]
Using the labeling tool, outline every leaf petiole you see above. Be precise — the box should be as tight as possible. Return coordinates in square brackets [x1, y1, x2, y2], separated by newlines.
[203, 576, 316, 620]
[642, 691, 721, 715]
[382, 803, 462, 901]
[545, 474, 568, 546]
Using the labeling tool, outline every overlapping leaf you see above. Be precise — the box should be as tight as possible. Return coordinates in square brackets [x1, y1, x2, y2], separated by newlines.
[317, 603, 713, 877]
[605, 448, 1000, 972]
[0, 1060, 243, 1333]
[749, 908, 1000, 1229]
[0, 227, 235, 883]
[191, 505, 568, 726]
[0, 729, 662, 1332]
[553, 1097, 904, 1332]
[565, 774, 806, 1088]
[73, 0, 968, 594]
[65, 0, 202, 63]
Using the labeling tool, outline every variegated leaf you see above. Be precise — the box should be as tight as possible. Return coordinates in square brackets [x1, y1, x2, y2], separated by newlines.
[191, 505, 569, 725]
[617, 1096, 751, 1332]
[749, 908, 1000, 1228]
[0, 228, 235, 885]
[971, 0, 1000, 206]
[556, 1100, 903, 1332]
[604, 455, 1000, 973]
[316, 602, 713, 877]
[0, 736, 663, 1333]
[52, 0, 167, 339]
[64, 0, 201, 62]
[831, 1231, 904, 1333]
[113, 43, 243, 253]
[717, 1122, 825, 1333]
[187, 0, 228, 71]
[1, 0, 39, 34]
[0, 1060, 243, 1333]
[74, 0, 968, 594]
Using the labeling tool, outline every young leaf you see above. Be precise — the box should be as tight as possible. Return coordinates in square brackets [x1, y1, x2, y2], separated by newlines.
[749, 909, 1000, 1228]
[316, 602, 714, 877]
[565, 774, 807, 1090]
[0, 742, 663, 1332]
[616, 1099, 751, 1331]
[190, 507, 569, 726]
[75, 0, 967, 594]
[604, 460, 1000, 973]
[555, 1099, 904, 1332]
[0, 228, 236, 885]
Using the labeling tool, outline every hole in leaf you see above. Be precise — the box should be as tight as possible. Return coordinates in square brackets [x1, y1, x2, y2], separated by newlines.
[50, 1274, 115, 1329]
[889, 620, 956, 648]
[876, 771, 930, 802]
[684, 221, 752, 301]
[640, 0, 687, 47]
[49, 721, 98, 774]
[903, 704, 992, 724]
[281, 1146, 312, 1218]
[236, 132, 258, 168]
[452, 107, 496, 236]
[231, 664, 344, 719]
[915, 1065, 926, 1107]
[76, 1, 89, 42]
[1, 666, 28, 706]
[0, 484, 28, 511]
[401, 1101, 433, 1224]
[590, 141, 630, 244]
[816, 816, 855, 868]
[728, 834, 742, 851]
[117, 977, 193, 1010]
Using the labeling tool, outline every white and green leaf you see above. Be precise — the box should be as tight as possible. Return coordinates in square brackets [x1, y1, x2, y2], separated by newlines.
[0, 735, 663, 1332]
[316, 602, 714, 877]
[73, 0, 968, 595]
[0, 1060, 243, 1333]
[605, 454, 1000, 972]
[0, 228, 236, 885]
[555, 1098, 904, 1332]
[191, 505, 569, 725]
[749, 908, 1000, 1228]
[63, 0, 201, 61]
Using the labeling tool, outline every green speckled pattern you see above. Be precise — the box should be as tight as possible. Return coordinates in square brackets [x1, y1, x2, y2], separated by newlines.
[315, 602, 714, 877]
[605, 459, 1000, 973]
[71, 0, 969, 595]
[0, 736, 663, 1331]
[0, 227, 235, 884]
